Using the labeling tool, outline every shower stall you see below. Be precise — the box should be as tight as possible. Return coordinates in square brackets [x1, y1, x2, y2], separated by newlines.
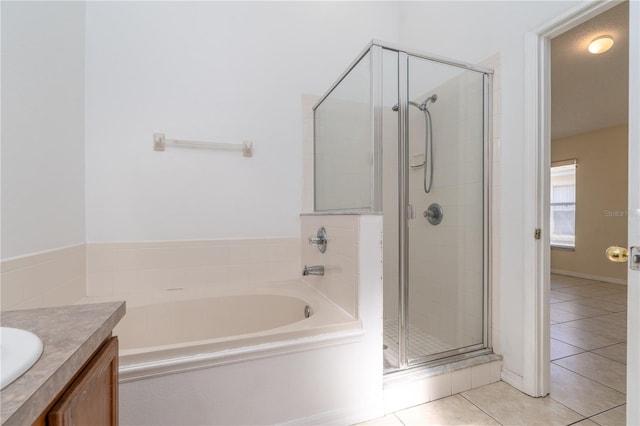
[313, 41, 492, 372]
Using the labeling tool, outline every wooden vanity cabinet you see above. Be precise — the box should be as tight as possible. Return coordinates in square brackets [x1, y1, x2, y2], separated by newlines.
[37, 336, 119, 426]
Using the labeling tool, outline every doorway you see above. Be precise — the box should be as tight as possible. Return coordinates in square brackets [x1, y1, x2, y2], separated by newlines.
[526, 0, 637, 422]
[547, 2, 629, 418]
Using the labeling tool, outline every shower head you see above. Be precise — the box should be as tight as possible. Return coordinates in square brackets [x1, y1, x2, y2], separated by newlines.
[421, 94, 438, 108]
[391, 101, 424, 112]
[391, 94, 437, 112]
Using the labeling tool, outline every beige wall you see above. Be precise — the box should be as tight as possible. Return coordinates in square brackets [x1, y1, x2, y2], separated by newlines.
[1, 246, 86, 310]
[551, 124, 628, 283]
[86, 238, 300, 297]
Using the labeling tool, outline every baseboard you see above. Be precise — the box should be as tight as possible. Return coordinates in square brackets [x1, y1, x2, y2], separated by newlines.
[551, 269, 626, 285]
[500, 368, 525, 392]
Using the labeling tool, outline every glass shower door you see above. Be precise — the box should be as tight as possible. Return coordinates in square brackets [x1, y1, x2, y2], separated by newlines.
[405, 55, 487, 364]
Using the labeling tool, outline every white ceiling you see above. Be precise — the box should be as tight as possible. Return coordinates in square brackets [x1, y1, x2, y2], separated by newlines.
[551, 2, 629, 140]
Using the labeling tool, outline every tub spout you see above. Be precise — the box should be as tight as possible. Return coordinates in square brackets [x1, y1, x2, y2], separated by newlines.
[302, 265, 324, 276]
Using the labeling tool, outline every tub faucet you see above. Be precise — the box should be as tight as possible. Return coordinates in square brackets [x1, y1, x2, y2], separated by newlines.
[302, 265, 325, 276]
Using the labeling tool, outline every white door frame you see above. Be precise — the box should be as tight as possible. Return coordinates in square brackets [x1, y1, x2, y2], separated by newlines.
[626, 1, 640, 422]
[522, 0, 633, 400]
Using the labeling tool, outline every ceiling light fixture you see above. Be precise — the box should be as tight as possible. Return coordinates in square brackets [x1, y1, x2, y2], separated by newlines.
[588, 36, 614, 54]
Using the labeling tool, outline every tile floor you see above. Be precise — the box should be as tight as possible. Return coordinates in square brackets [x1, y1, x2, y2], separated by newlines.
[360, 274, 627, 425]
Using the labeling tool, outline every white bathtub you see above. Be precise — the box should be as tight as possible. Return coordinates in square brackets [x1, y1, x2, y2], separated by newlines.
[111, 280, 361, 382]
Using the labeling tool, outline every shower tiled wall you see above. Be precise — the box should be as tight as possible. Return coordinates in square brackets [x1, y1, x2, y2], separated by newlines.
[0, 245, 86, 310]
[379, 67, 487, 350]
[314, 98, 372, 211]
[302, 93, 373, 213]
[86, 238, 300, 296]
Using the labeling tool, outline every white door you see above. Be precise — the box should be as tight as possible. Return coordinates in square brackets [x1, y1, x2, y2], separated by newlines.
[627, 3, 640, 424]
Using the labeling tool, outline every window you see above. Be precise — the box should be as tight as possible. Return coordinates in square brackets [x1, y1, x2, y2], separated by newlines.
[550, 160, 576, 249]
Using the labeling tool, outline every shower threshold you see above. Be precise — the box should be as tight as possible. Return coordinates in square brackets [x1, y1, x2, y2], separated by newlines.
[382, 349, 501, 413]
[383, 318, 494, 374]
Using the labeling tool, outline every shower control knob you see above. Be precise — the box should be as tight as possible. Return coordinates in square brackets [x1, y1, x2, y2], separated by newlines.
[424, 203, 443, 225]
[308, 227, 328, 253]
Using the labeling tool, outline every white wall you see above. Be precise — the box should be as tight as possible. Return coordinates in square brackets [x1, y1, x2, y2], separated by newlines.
[1, 1, 86, 259]
[398, 0, 582, 387]
[84, 1, 399, 243]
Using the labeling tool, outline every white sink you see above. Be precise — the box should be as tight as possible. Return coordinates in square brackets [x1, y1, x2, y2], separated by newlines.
[0, 327, 44, 390]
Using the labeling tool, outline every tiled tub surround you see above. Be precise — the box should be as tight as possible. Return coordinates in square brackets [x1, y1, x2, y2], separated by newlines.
[0, 245, 86, 311]
[86, 237, 300, 296]
[301, 214, 365, 318]
[86, 216, 384, 425]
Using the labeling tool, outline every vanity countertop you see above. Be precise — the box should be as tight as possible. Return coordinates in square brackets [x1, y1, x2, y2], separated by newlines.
[0, 301, 125, 425]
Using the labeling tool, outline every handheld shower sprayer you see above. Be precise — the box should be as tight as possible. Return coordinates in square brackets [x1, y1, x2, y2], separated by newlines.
[392, 93, 438, 194]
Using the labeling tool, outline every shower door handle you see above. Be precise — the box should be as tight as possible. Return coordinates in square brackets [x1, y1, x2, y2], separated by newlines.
[407, 204, 415, 220]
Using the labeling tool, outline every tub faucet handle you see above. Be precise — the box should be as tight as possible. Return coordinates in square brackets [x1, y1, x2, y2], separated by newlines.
[308, 227, 328, 253]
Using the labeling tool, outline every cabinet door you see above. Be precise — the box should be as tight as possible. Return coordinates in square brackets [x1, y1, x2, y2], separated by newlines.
[48, 337, 119, 426]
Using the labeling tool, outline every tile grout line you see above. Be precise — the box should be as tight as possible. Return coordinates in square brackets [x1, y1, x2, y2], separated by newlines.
[566, 419, 591, 426]
[458, 391, 505, 425]
[550, 307, 627, 321]
[584, 402, 626, 423]
[539, 387, 588, 424]
[391, 412, 406, 426]
[588, 342, 627, 364]
[552, 345, 626, 369]
[549, 275, 628, 424]
[552, 342, 626, 365]
[551, 352, 587, 363]
[553, 309, 628, 320]
[550, 363, 626, 401]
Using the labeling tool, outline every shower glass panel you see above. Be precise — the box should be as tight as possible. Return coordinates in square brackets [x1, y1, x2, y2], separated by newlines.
[405, 56, 486, 364]
[314, 51, 373, 212]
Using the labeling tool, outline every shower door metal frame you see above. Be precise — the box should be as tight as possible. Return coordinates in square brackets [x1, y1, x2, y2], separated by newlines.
[397, 51, 410, 369]
[395, 46, 494, 369]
